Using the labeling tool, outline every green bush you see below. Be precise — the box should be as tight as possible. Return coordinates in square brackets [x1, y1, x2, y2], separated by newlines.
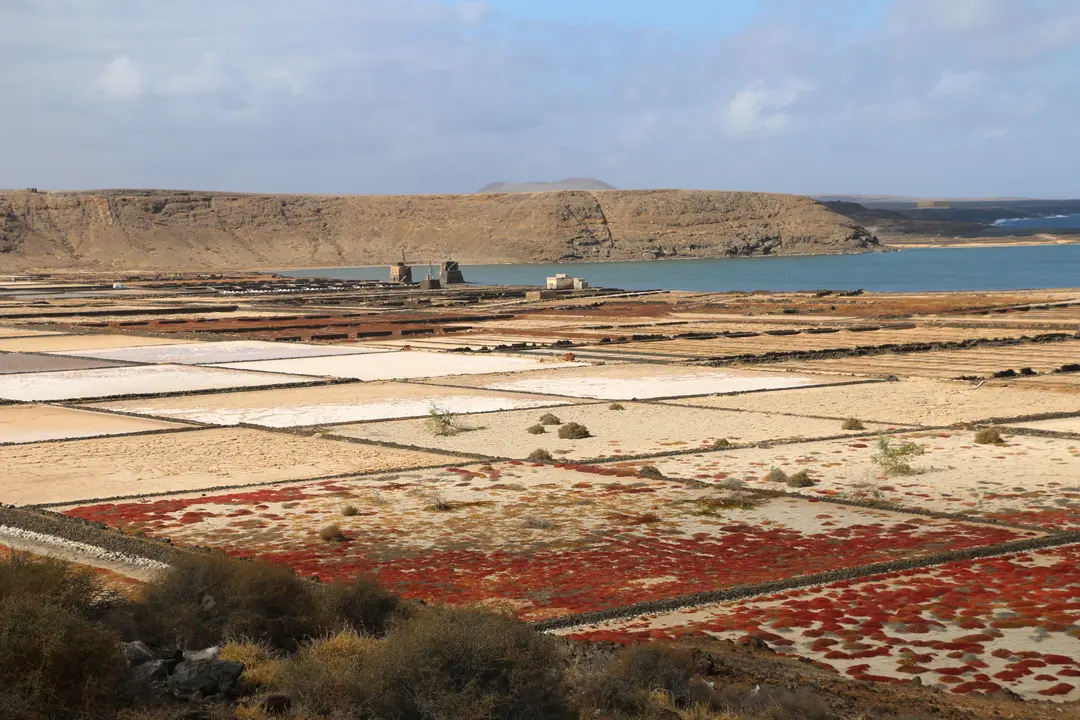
[872, 435, 926, 476]
[558, 422, 591, 439]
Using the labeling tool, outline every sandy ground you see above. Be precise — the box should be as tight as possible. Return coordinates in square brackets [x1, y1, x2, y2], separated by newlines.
[0, 352, 128, 374]
[0, 404, 185, 444]
[427, 363, 846, 400]
[56, 339, 392, 365]
[1008, 417, 1080, 434]
[0, 364, 319, 402]
[762, 342, 1080, 380]
[60, 464, 1032, 621]
[2, 427, 466, 505]
[90, 382, 571, 428]
[0, 327, 68, 338]
[328, 402, 900, 461]
[668, 377, 1080, 425]
[613, 430, 1080, 530]
[562, 546, 1080, 702]
[0, 334, 195, 353]
[213, 351, 581, 381]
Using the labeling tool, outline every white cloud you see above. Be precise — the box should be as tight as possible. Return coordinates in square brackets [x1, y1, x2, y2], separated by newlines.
[724, 78, 812, 135]
[161, 53, 227, 96]
[97, 55, 143, 100]
[931, 70, 983, 97]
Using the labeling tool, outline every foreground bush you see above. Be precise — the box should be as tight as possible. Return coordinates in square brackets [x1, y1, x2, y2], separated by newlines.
[575, 643, 713, 717]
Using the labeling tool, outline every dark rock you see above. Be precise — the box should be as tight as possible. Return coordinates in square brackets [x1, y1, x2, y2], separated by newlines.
[169, 659, 245, 698]
[129, 659, 171, 683]
[738, 635, 774, 653]
[122, 640, 154, 667]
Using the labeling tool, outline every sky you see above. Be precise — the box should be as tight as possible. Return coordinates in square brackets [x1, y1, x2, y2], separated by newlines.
[2, 0, 1078, 197]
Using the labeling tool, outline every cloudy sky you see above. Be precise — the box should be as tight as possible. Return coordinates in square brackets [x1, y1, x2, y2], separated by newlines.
[2, 0, 1078, 196]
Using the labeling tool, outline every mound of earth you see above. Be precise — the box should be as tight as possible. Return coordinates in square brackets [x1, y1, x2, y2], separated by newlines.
[0, 188, 880, 271]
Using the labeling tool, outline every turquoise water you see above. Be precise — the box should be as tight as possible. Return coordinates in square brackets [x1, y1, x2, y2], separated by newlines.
[278, 245, 1080, 293]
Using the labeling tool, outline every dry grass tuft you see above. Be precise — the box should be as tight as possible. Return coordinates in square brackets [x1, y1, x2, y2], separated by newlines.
[974, 426, 1005, 444]
[538, 413, 563, 426]
[558, 422, 591, 439]
[842, 418, 865, 431]
[712, 438, 732, 449]
[319, 524, 346, 542]
[785, 470, 816, 488]
[527, 448, 554, 462]
[608, 402, 626, 410]
[526, 424, 547, 435]
[340, 504, 359, 517]
[765, 467, 787, 483]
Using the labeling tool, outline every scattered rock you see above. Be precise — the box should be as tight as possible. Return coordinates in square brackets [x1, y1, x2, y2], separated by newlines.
[169, 659, 245, 699]
[122, 640, 154, 667]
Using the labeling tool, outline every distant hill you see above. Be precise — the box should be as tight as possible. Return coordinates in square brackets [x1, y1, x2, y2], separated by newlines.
[478, 178, 616, 193]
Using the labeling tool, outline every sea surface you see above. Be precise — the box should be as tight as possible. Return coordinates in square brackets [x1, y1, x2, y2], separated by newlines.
[991, 213, 1080, 230]
[278, 244, 1080, 293]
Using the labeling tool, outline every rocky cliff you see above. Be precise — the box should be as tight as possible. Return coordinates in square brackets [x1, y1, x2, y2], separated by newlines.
[0, 189, 880, 271]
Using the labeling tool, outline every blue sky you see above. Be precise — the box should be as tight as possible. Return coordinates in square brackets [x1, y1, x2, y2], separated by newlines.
[1, 0, 1078, 197]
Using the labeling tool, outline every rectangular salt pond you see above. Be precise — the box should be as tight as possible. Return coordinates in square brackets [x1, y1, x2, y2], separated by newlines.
[90, 382, 571, 428]
[430, 363, 835, 400]
[0, 404, 186, 444]
[53, 340, 391, 365]
[0, 364, 320, 402]
[212, 351, 578, 382]
[0, 334, 195, 353]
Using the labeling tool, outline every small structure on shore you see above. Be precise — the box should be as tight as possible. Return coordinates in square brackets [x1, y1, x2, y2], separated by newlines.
[390, 252, 412, 283]
[419, 270, 441, 290]
[916, 200, 951, 209]
[547, 273, 588, 290]
[440, 261, 465, 284]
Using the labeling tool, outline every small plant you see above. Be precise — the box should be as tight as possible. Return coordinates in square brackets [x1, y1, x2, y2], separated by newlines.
[637, 465, 665, 480]
[522, 516, 555, 530]
[720, 477, 745, 491]
[319, 524, 346, 542]
[538, 413, 563, 426]
[974, 426, 1005, 445]
[765, 467, 788, 483]
[842, 418, 865, 431]
[608, 403, 626, 411]
[711, 438, 731, 449]
[526, 424, 546, 435]
[426, 404, 468, 437]
[786, 470, 816, 488]
[629, 512, 661, 524]
[872, 435, 926, 476]
[425, 490, 453, 511]
[340, 504, 359, 517]
[527, 448, 554, 462]
[558, 422, 591, 439]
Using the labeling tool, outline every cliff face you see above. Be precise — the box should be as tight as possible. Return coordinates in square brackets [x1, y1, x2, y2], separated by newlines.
[0, 189, 879, 271]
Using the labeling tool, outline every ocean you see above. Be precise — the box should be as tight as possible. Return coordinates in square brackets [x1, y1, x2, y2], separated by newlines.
[277, 244, 1080, 293]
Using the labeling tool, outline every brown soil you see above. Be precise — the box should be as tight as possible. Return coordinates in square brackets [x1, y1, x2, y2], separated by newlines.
[0, 189, 878, 271]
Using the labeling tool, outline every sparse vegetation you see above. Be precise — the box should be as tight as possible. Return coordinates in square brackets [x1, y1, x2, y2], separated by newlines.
[538, 413, 563, 426]
[629, 512, 662, 524]
[526, 423, 547, 434]
[527, 448, 554, 462]
[425, 490, 453, 511]
[765, 467, 788, 483]
[785, 470, 816, 488]
[523, 516, 556, 530]
[712, 437, 732, 449]
[340, 504, 359, 517]
[637, 465, 665, 479]
[608, 402, 626, 410]
[319, 523, 346, 542]
[842, 418, 865, 431]
[425, 403, 474, 437]
[558, 422, 591, 439]
[974, 426, 1005, 445]
[871, 435, 926, 476]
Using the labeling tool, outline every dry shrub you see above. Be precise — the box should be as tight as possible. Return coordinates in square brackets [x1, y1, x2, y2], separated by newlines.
[526, 424, 547, 435]
[527, 448, 554, 462]
[319, 524, 346, 542]
[558, 422, 591, 439]
[711, 438, 731, 449]
[974, 427, 1005, 445]
[629, 512, 662, 525]
[138, 554, 322, 651]
[218, 641, 283, 690]
[538, 413, 563, 426]
[0, 553, 113, 614]
[523, 516, 555, 530]
[575, 643, 712, 716]
[276, 630, 378, 717]
[785, 470, 816, 488]
[842, 418, 865, 431]
[637, 466, 665, 480]
[365, 607, 572, 720]
[318, 577, 402, 637]
[765, 467, 788, 483]
[340, 504, 359, 517]
[608, 403, 626, 411]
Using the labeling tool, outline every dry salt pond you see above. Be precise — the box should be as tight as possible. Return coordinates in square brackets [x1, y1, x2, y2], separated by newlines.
[563, 544, 1080, 702]
[327, 401, 902, 461]
[89, 382, 571, 428]
[52, 339, 392, 364]
[0, 334, 196, 353]
[58, 463, 1037, 621]
[427, 363, 849, 400]
[0, 404, 186, 444]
